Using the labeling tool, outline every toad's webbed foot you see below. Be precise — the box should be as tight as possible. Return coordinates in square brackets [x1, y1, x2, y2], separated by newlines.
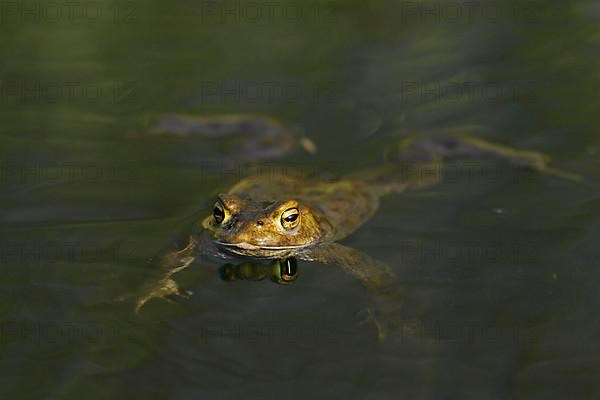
[134, 257, 195, 313]
[354, 307, 390, 341]
[133, 236, 201, 313]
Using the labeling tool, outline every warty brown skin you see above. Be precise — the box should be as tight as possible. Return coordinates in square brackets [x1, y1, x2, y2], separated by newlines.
[201, 175, 383, 259]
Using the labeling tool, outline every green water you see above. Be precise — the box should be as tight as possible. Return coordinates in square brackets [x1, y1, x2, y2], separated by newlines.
[1, 0, 600, 398]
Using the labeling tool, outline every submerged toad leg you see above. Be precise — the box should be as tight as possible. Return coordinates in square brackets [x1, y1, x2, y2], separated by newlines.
[386, 136, 582, 181]
[299, 242, 396, 340]
[134, 235, 206, 313]
[299, 243, 394, 288]
[360, 135, 582, 196]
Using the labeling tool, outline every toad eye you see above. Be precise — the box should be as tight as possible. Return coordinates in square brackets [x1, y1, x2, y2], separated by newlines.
[281, 207, 300, 230]
[213, 201, 226, 224]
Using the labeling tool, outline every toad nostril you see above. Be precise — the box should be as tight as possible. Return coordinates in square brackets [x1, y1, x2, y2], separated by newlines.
[256, 220, 264, 226]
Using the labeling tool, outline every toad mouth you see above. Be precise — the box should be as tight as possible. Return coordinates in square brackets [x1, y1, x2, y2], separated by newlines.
[215, 241, 307, 251]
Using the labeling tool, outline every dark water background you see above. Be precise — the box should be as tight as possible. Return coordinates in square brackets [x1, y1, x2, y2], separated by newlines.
[1, 0, 600, 398]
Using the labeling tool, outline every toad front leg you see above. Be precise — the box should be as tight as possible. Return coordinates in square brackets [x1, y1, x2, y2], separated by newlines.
[298, 242, 396, 340]
[134, 235, 211, 313]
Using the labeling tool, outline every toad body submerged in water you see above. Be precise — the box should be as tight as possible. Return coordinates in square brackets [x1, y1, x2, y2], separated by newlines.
[135, 136, 579, 335]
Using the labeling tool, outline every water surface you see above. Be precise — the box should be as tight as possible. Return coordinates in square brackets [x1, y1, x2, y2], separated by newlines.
[1, 0, 599, 398]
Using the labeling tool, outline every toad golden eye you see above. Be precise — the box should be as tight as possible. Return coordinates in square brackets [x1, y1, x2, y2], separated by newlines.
[213, 202, 225, 224]
[281, 207, 300, 230]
